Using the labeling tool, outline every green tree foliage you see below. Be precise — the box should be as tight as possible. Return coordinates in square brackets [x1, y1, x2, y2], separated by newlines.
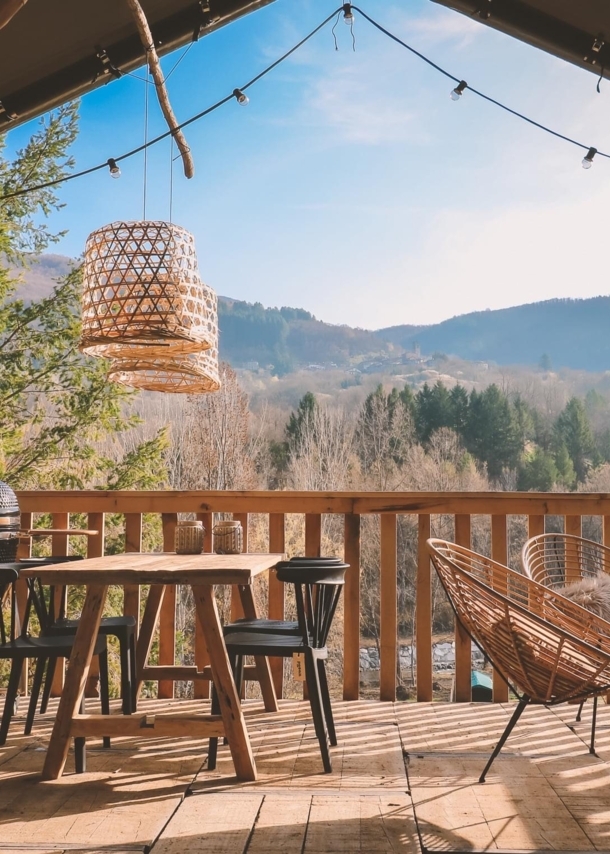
[517, 449, 558, 491]
[463, 385, 522, 479]
[553, 397, 596, 483]
[0, 105, 167, 489]
[414, 381, 452, 444]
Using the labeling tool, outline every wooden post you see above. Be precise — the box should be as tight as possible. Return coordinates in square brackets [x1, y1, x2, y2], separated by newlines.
[158, 513, 177, 699]
[380, 514, 397, 702]
[454, 515, 471, 702]
[230, 514, 248, 622]
[49, 512, 70, 696]
[343, 513, 360, 701]
[416, 515, 432, 702]
[528, 514, 545, 539]
[268, 513, 286, 698]
[491, 515, 509, 703]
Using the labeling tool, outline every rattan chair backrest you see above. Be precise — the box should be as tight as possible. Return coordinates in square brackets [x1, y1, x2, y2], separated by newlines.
[522, 533, 610, 588]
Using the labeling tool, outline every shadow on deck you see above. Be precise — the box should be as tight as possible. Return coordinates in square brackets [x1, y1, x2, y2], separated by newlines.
[0, 698, 609, 853]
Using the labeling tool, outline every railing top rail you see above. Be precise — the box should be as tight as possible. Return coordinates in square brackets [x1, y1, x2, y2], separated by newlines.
[15, 489, 610, 516]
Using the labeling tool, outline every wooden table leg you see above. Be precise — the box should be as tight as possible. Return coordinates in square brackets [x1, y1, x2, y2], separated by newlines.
[42, 583, 108, 780]
[192, 584, 257, 782]
[135, 584, 166, 697]
[237, 584, 278, 713]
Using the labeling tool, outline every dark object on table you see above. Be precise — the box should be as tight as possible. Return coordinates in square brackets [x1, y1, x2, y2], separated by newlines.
[0, 481, 20, 562]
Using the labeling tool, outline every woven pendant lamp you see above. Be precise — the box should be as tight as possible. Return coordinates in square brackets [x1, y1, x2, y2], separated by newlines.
[108, 345, 221, 394]
[80, 221, 217, 360]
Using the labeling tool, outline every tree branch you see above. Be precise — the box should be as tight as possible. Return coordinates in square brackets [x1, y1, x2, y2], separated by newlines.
[125, 0, 195, 179]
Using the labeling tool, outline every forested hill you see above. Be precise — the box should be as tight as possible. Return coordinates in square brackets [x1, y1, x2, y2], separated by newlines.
[378, 297, 610, 371]
[11, 255, 610, 372]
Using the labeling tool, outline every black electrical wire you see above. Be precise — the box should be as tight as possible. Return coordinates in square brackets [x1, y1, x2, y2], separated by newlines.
[0, 7, 344, 202]
[352, 5, 610, 158]
[1, 1, 609, 205]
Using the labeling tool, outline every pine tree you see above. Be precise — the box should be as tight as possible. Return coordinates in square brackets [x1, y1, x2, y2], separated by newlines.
[0, 105, 167, 488]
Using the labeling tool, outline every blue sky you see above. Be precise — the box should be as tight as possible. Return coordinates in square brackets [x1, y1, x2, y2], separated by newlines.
[5, 0, 610, 329]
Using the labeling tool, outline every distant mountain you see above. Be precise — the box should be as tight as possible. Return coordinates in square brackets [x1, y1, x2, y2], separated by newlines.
[8, 255, 610, 373]
[9, 254, 75, 301]
[378, 297, 610, 372]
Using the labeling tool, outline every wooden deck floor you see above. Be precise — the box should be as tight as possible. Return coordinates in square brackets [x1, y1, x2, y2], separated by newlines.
[1, 697, 609, 853]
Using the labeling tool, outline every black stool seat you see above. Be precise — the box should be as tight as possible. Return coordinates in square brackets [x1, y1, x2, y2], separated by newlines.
[223, 618, 300, 635]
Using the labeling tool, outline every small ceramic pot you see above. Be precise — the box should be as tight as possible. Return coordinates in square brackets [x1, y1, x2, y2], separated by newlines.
[174, 520, 204, 554]
[213, 520, 243, 555]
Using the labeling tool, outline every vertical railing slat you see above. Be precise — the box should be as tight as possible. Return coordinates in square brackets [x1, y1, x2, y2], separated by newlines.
[491, 515, 509, 703]
[194, 512, 213, 699]
[158, 513, 177, 699]
[305, 514, 322, 556]
[454, 514, 471, 702]
[85, 513, 105, 696]
[528, 515, 545, 539]
[123, 513, 142, 637]
[380, 514, 397, 702]
[269, 513, 286, 698]
[604, 516, 610, 550]
[416, 515, 432, 702]
[343, 513, 361, 701]
[231, 513, 249, 621]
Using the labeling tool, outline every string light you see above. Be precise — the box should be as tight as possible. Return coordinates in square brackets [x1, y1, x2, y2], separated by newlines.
[1, 3, 609, 204]
[233, 88, 249, 106]
[450, 80, 467, 101]
[582, 147, 597, 169]
[107, 158, 121, 179]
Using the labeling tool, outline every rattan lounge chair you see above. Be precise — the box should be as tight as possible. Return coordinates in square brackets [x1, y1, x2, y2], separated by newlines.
[522, 532, 610, 736]
[426, 538, 610, 782]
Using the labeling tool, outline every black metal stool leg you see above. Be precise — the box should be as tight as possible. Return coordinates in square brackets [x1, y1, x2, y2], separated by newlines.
[75, 695, 86, 773]
[575, 699, 586, 723]
[98, 649, 111, 749]
[40, 656, 58, 714]
[207, 684, 220, 770]
[305, 650, 332, 773]
[590, 695, 598, 755]
[0, 658, 24, 745]
[479, 696, 529, 783]
[317, 658, 337, 746]
[24, 657, 47, 735]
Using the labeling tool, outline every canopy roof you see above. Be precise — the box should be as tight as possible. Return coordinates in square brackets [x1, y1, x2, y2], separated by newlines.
[432, 0, 610, 81]
[0, 0, 274, 131]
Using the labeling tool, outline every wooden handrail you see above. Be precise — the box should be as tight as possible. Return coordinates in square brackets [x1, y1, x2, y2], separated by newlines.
[15, 488, 610, 704]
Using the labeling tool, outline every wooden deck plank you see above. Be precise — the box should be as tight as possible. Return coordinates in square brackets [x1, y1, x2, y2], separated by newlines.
[153, 792, 263, 853]
[1, 699, 609, 853]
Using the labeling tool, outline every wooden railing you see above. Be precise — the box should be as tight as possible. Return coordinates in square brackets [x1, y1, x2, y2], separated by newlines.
[16, 489, 610, 703]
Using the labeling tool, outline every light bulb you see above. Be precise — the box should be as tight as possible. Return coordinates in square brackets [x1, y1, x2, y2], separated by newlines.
[450, 80, 467, 101]
[233, 88, 249, 106]
[107, 158, 121, 179]
[344, 9, 354, 25]
[582, 147, 597, 169]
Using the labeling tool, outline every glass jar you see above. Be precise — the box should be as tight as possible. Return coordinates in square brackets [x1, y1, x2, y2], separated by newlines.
[174, 520, 204, 555]
[213, 520, 243, 555]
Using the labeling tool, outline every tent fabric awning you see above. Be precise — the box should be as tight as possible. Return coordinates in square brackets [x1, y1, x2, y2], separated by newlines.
[0, 0, 275, 131]
[431, 0, 610, 81]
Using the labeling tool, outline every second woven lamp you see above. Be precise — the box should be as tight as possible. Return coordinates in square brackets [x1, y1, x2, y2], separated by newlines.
[80, 220, 218, 360]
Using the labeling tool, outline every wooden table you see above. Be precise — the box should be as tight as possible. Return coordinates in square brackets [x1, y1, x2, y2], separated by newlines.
[20, 552, 284, 782]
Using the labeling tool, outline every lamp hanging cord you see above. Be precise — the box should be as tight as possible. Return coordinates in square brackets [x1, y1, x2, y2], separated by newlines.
[125, 0, 195, 178]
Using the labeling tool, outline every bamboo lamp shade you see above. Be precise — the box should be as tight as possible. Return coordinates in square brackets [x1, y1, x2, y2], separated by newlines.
[79, 221, 218, 360]
[107, 345, 221, 394]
